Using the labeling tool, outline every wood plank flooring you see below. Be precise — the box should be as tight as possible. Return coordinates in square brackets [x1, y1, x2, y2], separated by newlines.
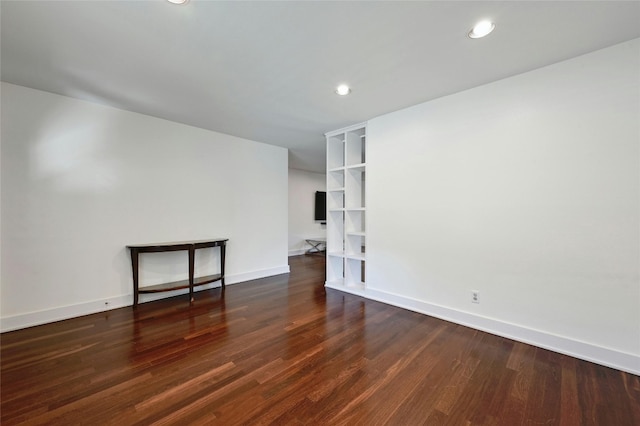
[2, 255, 639, 425]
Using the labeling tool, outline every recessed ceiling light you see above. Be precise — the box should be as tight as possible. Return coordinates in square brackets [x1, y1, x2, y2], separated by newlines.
[468, 20, 495, 39]
[335, 84, 351, 96]
[167, 0, 189, 4]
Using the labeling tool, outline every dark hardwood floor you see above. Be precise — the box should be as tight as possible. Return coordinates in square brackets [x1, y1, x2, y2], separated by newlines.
[2, 255, 638, 425]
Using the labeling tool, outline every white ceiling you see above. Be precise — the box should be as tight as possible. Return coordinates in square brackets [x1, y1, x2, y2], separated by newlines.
[2, 1, 639, 173]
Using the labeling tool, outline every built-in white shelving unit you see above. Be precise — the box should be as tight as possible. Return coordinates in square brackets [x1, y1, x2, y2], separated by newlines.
[325, 123, 366, 291]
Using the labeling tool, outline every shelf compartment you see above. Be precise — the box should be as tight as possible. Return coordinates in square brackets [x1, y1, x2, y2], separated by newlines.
[345, 210, 365, 234]
[327, 135, 345, 169]
[327, 189, 345, 210]
[345, 128, 366, 166]
[325, 279, 344, 286]
[345, 167, 365, 209]
[345, 233, 365, 259]
[326, 210, 345, 253]
[345, 258, 365, 287]
[345, 253, 365, 261]
[328, 169, 345, 194]
[326, 255, 345, 283]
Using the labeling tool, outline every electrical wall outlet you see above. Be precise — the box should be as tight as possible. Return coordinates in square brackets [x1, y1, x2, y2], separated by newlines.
[471, 291, 480, 304]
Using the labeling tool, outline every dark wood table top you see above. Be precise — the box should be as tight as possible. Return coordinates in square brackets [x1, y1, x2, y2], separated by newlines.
[127, 238, 228, 249]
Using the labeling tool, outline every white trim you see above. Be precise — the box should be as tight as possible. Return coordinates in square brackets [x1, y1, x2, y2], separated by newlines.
[325, 285, 640, 376]
[325, 280, 368, 298]
[288, 249, 306, 257]
[0, 265, 291, 333]
[226, 265, 290, 284]
[324, 121, 367, 137]
[0, 295, 131, 333]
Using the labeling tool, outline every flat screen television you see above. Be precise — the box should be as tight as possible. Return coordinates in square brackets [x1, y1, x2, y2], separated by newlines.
[314, 191, 326, 222]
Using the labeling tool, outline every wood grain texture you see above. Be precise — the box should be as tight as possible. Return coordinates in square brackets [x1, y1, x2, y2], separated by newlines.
[2, 255, 639, 425]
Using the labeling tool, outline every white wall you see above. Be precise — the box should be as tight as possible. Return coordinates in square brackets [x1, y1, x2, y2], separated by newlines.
[1, 83, 289, 331]
[288, 168, 326, 256]
[366, 39, 639, 374]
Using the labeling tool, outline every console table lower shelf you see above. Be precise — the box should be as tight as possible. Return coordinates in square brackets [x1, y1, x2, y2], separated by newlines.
[127, 238, 228, 307]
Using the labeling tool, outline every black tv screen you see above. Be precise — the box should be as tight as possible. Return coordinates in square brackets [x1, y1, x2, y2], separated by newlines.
[314, 191, 326, 222]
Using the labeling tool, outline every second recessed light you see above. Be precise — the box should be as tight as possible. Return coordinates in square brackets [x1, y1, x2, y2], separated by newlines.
[335, 84, 351, 96]
[469, 20, 495, 39]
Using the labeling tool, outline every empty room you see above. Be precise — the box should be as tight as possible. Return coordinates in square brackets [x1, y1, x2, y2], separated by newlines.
[1, 1, 639, 424]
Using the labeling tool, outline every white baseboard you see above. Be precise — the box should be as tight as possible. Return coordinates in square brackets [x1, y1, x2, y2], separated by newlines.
[288, 249, 306, 257]
[325, 280, 368, 297]
[326, 284, 640, 376]
[0, 295, 131, 333]
[0, 265, 291, 333]
[226, 265, 290, 284]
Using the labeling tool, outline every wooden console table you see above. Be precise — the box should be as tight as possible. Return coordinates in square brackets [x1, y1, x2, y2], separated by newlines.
[127, 238, 228, 307]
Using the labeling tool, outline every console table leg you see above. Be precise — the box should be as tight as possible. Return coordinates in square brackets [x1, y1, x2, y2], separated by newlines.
[131, 249, 139, 307]
[220, 243, 226, 288]
[188, 247, 195, 303]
